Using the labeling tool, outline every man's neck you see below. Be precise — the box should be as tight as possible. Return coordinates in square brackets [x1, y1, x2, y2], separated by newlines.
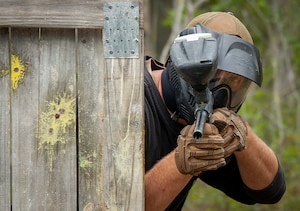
[151, 70, 164, 98]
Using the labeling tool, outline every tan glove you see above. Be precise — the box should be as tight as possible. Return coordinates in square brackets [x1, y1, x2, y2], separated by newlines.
[210, 107, 248, 158]
[175, 123, 226, 176]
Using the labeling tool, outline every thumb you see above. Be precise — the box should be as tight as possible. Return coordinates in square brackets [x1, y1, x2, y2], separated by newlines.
[180, 123, 195, 138]
[210, 107, 231, 123]
[203, 123, 219, 135]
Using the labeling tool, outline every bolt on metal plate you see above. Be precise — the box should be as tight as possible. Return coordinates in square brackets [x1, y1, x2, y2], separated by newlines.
[103, 2, 139, 58]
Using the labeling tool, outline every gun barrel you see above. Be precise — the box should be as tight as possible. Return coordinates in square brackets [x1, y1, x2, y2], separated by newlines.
[193, 109, 208, 139]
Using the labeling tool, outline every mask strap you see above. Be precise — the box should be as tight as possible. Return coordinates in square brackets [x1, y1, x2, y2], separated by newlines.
[161, 65, 177, 114]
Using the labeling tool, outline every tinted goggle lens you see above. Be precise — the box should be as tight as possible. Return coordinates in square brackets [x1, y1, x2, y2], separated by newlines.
[211, 85, 231, 110]
[209, 71, 252, 112]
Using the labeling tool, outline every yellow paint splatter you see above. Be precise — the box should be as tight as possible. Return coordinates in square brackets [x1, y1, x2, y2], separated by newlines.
[79, 157, 93, 168]
[0, 69, 9, 78]
[0, 54, 27, 91]
[37, 93, 76, 171]
[79, 150, 97, 172]
[11, 54, 27, 91]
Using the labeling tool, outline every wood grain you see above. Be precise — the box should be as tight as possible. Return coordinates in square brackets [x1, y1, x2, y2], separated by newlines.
[0, 1, 144, 209]
[77, 28, 106, 210]
[77, 28, 144, 210]
[9, 28, 41, 211]
[0, 0, 144, 29]
[0, 27, 11, 211]
[102, 48, 144, 210]
[8, 28, 77, 210]
[36, 28, 77, 210]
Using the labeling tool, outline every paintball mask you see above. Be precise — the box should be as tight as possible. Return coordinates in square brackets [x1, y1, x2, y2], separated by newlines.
[209, 33, 263, 112]
[163, 24, 262, 124]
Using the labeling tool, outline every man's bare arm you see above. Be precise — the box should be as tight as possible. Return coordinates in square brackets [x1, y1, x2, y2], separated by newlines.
[234, 125, 278, 190]
[145, 151, 192, 211]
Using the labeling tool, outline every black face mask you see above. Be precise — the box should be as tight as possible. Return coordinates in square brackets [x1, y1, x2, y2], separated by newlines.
[163, 23, 263, 123]
[162, 62, 196, 124]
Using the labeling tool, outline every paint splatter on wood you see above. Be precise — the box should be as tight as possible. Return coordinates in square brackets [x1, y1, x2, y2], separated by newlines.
[0, 68, 9, 78]
[0, 54, 27, 91]
[37, 93, 76, 171]
[11, 54, 27, 91]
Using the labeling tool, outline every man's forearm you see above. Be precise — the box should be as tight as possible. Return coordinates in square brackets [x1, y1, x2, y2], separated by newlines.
[234, 125, 278, 190]
[145, 151, 193, 211]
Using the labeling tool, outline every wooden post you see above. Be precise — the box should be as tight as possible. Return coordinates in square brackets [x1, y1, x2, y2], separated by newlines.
[0, 27, 11, 211]
[0, 1, 144, 210]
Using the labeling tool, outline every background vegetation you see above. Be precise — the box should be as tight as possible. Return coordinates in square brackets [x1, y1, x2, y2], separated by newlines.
[144, 0, 300, 210]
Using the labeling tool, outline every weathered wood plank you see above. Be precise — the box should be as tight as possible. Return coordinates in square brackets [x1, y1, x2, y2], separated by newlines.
[102, 49, 144, 209]
[1, 1, 145, 208]
[34, 28, 77, 210]
[0, 0, 143, 29]
[4, 27, 79, 211]
[0, 27, 11, 211]
[10, 28, 41, 210]
[9, 28, 78, 210]
[77, 28, 144, 210]
[77, 29, 105, 210]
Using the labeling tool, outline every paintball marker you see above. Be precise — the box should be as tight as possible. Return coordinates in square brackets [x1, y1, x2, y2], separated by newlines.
[170, 25, 218, 139]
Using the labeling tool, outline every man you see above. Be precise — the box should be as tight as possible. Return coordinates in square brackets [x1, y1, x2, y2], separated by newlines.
[144, 12, 286, 210]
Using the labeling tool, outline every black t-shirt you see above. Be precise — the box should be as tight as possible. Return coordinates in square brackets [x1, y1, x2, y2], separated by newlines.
[144, 63, 192, 210]
[144, 57, 286, 210]
[144, 64, 183, 171]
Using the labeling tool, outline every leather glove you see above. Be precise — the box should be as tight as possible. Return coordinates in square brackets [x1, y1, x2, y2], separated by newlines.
[210, 107, 248, 158]
[175, 123, 226, 176]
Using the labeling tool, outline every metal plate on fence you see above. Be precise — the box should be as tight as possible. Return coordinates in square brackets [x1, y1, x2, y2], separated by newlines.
[103, 2, 139, 58]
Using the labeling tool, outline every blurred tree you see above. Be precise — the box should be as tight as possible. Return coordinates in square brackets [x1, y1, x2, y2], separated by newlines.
[144, 0, 300, 210]
[144, 0, 209, 61]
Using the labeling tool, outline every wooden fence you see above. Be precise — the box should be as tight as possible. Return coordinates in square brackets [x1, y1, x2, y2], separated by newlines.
[0, 1, 144, 210]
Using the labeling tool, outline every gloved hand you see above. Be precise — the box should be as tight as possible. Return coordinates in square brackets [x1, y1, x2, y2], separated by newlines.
[210, 107, 248, 158]
[175, 123, 226, 176]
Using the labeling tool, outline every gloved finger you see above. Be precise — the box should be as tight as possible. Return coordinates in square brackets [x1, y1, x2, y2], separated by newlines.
[190, 143, 224, 149]
[180, 122, 220, 139]
[225, 136, 246, 151]
[196, 134, 224, 145]
[220, 128, 235, 147]
[187, 135, 225, 149]
[219, 119, 247, 151]
[224, 144, 240, 158]
[189, 158, 226, 174]
[212, 120, 227, 131]
[188, 148, 225, 159]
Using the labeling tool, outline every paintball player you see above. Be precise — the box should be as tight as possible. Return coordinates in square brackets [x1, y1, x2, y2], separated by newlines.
[144, 12, 286, 210]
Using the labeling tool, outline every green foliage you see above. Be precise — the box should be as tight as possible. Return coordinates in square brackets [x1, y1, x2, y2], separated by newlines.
[162, 8, 175, 27]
